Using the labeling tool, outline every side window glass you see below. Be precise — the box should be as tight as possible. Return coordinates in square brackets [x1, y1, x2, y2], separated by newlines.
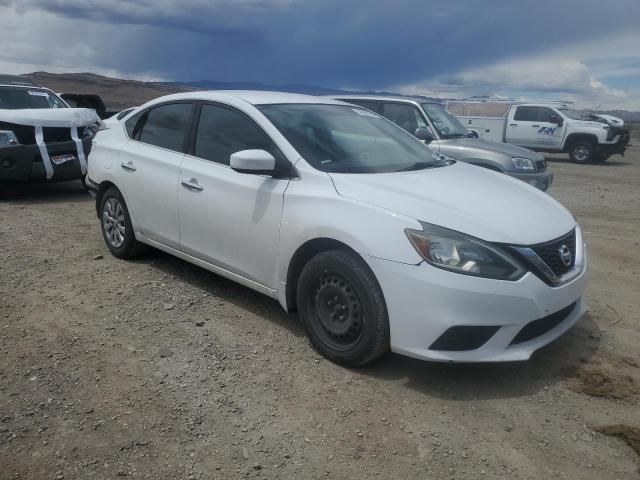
[381, 103, 427, 135]
[125, 111, 144, 138]
[194, 104, 286, 167]
[537, 107, 555, 123]
[514, 106, 537, 121]
[137, 103, 193, 152]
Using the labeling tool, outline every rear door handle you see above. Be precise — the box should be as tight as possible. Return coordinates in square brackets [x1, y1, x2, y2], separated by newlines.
[509, 123, 517, 127]
[181, 178, 203, 191]
[120, 161, 136, 172]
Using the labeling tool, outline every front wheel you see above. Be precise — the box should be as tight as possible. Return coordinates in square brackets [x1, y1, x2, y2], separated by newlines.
[568, 142, 595, 163]
[297, 250, 390, 366]
[99, 187, 144, 259]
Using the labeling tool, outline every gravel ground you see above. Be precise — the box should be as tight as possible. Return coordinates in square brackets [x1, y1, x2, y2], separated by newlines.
[1, 147, 639, 480]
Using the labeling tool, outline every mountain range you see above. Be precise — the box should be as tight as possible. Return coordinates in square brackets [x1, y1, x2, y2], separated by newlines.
[17, 72, 640, 122]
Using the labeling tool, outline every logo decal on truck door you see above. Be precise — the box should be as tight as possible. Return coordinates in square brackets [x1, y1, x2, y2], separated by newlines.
[538, 127, 557, 136]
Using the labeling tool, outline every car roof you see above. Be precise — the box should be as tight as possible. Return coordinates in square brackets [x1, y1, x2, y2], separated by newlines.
[145, 90, 348, 107]
[331, 94, 444, 105]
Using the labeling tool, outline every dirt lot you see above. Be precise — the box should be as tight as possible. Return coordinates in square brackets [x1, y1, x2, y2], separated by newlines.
[1, 147, 639, 480]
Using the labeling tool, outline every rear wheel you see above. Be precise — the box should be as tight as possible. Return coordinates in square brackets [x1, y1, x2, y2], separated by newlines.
[296, 249, 389, 366]
[99, 187, 144, 259]
[568, 141, 595, 163]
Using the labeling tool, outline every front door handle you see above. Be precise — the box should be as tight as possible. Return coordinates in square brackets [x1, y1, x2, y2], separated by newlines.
[510, 123, 517, 127]
[532, 124, 540, 128]
[120, 161, 136, 172]
[181, 178, 204, 191]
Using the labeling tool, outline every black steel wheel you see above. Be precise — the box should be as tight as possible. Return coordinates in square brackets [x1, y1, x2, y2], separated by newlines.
[297, 249, 389, 366]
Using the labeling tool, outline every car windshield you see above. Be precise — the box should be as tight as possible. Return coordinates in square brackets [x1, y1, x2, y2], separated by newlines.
[258, 104, 446, 173]
[421, 103, 473, 139]
[0, 86, 68, 110]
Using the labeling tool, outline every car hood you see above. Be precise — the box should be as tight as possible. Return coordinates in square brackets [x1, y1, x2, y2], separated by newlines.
[0, 108, 99, 128]
[439, 137, 543, 160]
[329, 162, 574, 245]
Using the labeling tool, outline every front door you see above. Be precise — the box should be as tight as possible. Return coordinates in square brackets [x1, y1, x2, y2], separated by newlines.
[178, 103, 290, 289]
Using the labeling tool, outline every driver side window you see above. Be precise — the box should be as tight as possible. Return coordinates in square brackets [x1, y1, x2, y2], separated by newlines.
[194, 104, 288, 168]
[381, 103, 427, 135]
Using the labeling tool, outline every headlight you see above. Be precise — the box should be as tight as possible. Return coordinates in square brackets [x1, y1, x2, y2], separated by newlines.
[405, 222, 525, 280]
[82, 123, 99, 140]
[0, 130, 19, 148]
[512, 157, 535, 171]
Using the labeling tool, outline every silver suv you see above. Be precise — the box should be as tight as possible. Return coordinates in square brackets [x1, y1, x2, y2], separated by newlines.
[333, 95, 553, 191]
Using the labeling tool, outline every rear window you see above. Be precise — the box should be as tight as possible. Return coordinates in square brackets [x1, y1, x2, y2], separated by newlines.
[0, 87, 67, 110]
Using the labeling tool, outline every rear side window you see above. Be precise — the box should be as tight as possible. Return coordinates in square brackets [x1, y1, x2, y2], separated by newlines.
[194, 104, 284, 166]
[514, 106, 538, 121]
[133, 103, 193, 152]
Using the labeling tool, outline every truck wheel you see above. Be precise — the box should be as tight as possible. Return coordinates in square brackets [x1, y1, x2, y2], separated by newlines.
[296, 249, 390, 366]
[569, 142, 595, 163]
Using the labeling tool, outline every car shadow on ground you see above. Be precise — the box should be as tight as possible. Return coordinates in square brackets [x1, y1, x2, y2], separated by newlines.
[2, 180, 91, 204]
[134, 248, 601, 401]
[134, 248, 307, 339]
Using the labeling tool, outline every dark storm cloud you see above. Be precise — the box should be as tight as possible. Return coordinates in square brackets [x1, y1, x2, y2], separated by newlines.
[6, 0, 640, 87]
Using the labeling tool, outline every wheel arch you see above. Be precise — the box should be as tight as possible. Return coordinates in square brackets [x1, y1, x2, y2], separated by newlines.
[285, 237, 361, 312]
[95, 181, 118, 218]
[564, 133, 599, 151]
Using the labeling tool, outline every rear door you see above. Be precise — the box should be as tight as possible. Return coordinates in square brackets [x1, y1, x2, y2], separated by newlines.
[506, 106, 539, 147]
[178, 102, 290, 288]
[118, 101, 194, 249]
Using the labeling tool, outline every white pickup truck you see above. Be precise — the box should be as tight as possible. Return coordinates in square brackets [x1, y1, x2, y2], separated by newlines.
[452, 103, 630, 163]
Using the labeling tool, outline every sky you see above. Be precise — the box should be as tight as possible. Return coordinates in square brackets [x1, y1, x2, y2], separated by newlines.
[0, 0, 639, 109]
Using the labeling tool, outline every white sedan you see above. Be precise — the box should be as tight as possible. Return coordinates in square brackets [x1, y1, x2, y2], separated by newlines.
[86, 91, 587, 366]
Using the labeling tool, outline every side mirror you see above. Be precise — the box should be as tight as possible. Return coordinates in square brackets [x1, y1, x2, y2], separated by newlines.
[414, 126, 435, 143]
[549, 113, 563, 126]
[230, 149, 276, 175]
[468, 129, 479, 138]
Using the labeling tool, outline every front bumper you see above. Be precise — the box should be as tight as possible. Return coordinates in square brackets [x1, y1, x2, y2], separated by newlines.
[598, 130, 630, 157]
[509, 169, 553, 191]
[0, 140, 91, 182]
[364, 251, 587, 363]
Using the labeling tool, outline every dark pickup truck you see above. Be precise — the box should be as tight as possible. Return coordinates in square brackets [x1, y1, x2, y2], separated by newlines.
[0, 75, 100, 198]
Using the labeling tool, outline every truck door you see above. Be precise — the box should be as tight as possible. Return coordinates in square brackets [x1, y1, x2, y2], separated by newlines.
[506, 106, 564, 149]
[534, 107, 565, 149]
[506, 106, 539, 147]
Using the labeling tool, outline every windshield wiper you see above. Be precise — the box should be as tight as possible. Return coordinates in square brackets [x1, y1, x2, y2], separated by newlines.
[441, 133, 467, 139]
[396, 161, 440, 172]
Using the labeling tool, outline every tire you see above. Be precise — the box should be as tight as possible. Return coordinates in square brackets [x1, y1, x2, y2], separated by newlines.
[0, 182, 5, 200]
[296, 249, 390, 366]
[99, 187, 144, 259]
[568, 141, 595, 163]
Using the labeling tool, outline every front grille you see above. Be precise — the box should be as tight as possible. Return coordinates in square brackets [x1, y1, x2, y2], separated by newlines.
[510, 302, 577, 345]
[429, 325, 500, 351]
[535, 159, 546, 170]
[43, 126, 85, 143]
[530, 230, 576, 277]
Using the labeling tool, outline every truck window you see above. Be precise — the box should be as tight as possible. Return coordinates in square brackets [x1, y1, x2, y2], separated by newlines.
[381, 103, 426, 135]
[535, 107, 556, 123]
[514, 106, 538, 121]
